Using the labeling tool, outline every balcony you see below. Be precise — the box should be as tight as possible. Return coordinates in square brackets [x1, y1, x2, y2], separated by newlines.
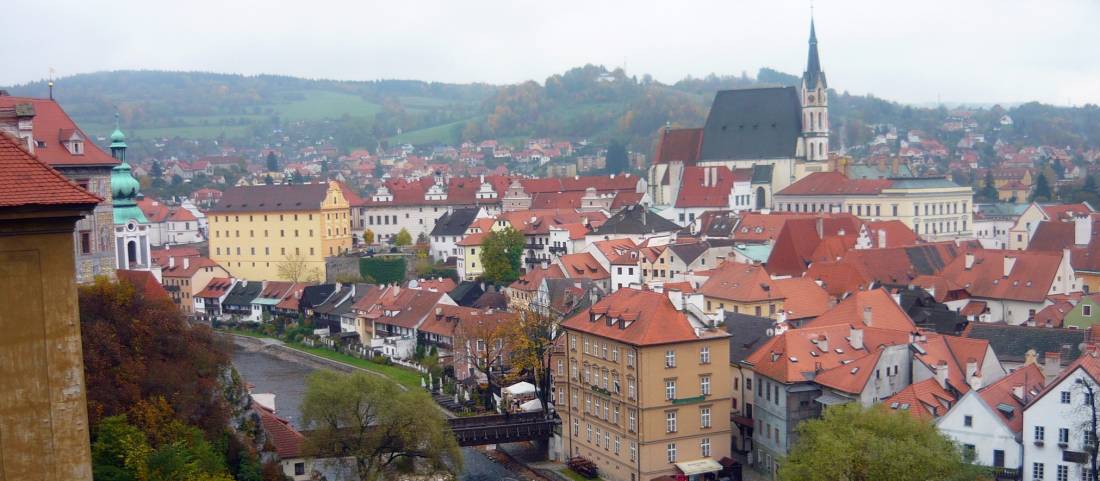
[525, 243, 545, 251]
[548, 245, 567, 255]
[525, 257, 544, 265]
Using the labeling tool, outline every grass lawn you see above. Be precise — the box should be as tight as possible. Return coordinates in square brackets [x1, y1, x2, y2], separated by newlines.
[284, 341, 423, 391]
[274, 90, 382, 121]
[560, 468, 601, 481]
[389, 117, 478, 145]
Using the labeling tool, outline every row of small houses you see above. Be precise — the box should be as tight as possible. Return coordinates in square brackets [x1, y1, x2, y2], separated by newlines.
[194, 276, 530, 382]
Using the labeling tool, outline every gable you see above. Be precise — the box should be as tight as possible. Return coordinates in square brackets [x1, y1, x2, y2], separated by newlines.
[699, 87, 802, 161]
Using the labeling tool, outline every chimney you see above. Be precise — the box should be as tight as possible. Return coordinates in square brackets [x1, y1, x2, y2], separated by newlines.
[862, 306, 873, 327]
[169, 257, 175, 268]
[435, 307, 443, 318]
[850, 325, 864, 350]
[816, 218, 824, 239]
[1076, 215, 1094, 245]
[1003, 255, 1016, 277]
[1012, 384, 1025, 401]
[965, 253, 975, 270]
[934, 361, 949, 389]
[816, 334, 828, 353]
[1024, 349, 1039, 366]
[183, 257, 190, 270]
[1043, 352, 1062, 378]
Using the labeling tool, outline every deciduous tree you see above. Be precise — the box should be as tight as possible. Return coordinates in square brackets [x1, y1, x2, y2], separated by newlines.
[481, 227, 524, 284]
[506, 307, 561, 409]
[300, 371, 461, 481]
[780, 403, 980, 481]
[394, 228, 413, 247]
[276, 254, 321, 283]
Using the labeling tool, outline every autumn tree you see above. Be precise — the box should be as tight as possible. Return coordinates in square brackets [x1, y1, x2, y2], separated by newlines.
[481, 227, 524, 284]
[455, 313, 516, 409]
[300, 371, 461, 481]
[364, 228, 375, 245]
[394, 228, 413, 247]
[780, 403, 980, 481]
[276, 253, 321, 283]
[506, 307, 562, 410]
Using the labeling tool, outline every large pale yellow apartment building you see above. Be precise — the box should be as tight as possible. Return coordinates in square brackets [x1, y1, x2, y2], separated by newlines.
[208, 181, 352, 281]
[556, 288, 731, 481]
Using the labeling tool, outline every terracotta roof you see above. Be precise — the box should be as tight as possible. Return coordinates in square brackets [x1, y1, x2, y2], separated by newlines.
[116, 269, 171, 301]
[1038, 203, 1093, 222]
[775, 171, 892, 196]
[1028, 221, 1076, 251]
[274, 283, 309, 311]
[0, 133, 101, 208]
[746, 323, 909, 383]
[558, 252, 609, 281]
[959, 300, 987, 317]
[159, 256, 222, 278]
[698, 261, 782, 303]
[509, 264, 564, 292]
[653, 128, 704, 164]
[1034, 301, 1073, 328]
[411, 278, 458, 293]
[884, 378, 956, 420]
[773, 277, 830, 320]
[150, 247, 201, 265]
[253, 401, 305, 459]
[863, 220, 919, 248]
[977, 364, 1045, 433]
[805, 260, 873, 297]
[562, 288, 728, 347]
[591, 238, 637, 261]
[939, 249, 1064, 303]
[418, 305, 517, 339]
[196, 277, 234, 298]
[0, 97, 118, 167]
[802, 288, 915, 332]
[674, 166, 749, 208]
[813, 349, 884, 394]
[913, 333, 991, 393]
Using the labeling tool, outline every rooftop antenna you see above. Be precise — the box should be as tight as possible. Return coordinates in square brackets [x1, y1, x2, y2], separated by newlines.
[48, 67, 55, 100]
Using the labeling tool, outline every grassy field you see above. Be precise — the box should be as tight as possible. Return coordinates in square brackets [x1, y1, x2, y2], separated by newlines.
[389, 117, 478, 145]
[274, 90, 381, 121]
[560, 468, 602, 481]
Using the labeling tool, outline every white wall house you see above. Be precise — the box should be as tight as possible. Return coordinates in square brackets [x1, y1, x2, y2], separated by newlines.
[1022, 355, 1100, 481]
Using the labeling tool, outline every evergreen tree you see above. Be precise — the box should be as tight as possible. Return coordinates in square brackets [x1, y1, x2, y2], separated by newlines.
[979, 170, 998, 201]
[265, 152, 279, 172]
[605, 140, 630, 174]
[263, 174, 274, 186]
[481, 227, 524, 284]
[1031, 172, 1053, 202]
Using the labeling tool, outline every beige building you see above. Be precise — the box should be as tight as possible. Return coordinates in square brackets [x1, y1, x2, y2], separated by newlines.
[159, 256, 230, 315]
[774, 172, 973, 241]
[208, 181, 352, 281]
[557, 288, 731, 481]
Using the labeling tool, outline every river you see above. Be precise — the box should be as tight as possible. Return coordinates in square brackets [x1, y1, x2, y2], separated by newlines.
[231, 343, 525, 481]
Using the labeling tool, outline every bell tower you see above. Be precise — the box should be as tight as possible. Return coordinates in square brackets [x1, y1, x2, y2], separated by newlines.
[801, 18, 829, 162]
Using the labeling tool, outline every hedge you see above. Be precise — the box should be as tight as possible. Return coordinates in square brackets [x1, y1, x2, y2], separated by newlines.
[361, 256, 406, 284]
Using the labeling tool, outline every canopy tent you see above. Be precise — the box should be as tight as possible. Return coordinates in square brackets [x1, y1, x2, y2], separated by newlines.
[519, 398, 543, 412]
[503, 381, 536, 396]
[674, 458, 723, 476]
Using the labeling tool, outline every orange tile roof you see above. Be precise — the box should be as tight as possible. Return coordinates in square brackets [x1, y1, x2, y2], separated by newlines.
[562, 288, 727, 347]
[805, 260, 873, 297]
[558, 252, 609, 281]
[773, 277, 830, 320]
[0, 97, 118, 167]
[977, 364, 1045, 433]
[813, 349, 884, 394]
[253, 402, 305, 458]
[159, 256, 223, 278]
[116, 269, 170, 301]
[884, 378, 956, 420]
[0, 133, 102, 208]
[939, 249, 1064, 303]
[698, 261, 782, 303]
[912, 333, 991, 394]
[776, 171, 893, 196]
[746, 324, 910, 383]
[653, 128, 704, 164]
[509, 264, 564, 292]
[802, 288, 915, 332]
[195, 277, 234, 298]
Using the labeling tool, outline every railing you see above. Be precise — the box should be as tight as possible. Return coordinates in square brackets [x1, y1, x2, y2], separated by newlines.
[525, 257, 544, 265]
[989, 467, 1021, 481]
[447, 412, 557, 446]
[548, 245, 567, 255]
[525, 243, 545, 251]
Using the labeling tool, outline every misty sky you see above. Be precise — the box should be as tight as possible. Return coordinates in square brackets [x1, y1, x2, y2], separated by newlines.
[5, 0, 1099, 106]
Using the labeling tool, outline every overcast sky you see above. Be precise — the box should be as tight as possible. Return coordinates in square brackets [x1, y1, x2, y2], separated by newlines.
[5, 0, 1099, 106]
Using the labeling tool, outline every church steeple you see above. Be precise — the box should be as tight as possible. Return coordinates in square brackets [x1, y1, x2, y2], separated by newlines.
[800, 17, 829, 162]
[804, 18, 827, 91]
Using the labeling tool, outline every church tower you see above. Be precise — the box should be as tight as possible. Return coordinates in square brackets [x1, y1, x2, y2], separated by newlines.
[109, 116, 155, 277]
[801, 18, 829, 162]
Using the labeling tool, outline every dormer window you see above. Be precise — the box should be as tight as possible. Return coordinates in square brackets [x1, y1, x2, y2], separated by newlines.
[69, 140, 84, 155]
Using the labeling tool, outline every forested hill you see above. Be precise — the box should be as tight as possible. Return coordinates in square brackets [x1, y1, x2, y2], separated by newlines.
[3, 67, 1098, 153]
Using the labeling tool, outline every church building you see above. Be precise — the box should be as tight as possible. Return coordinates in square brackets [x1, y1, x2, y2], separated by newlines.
[649, 19, 832, 212]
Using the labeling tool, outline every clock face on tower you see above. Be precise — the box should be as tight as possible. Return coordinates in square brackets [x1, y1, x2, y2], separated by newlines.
[808, 94, 815, 103]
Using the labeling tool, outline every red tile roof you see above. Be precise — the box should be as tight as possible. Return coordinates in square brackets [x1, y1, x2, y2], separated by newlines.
[813, 349, 884, 394]
[0, 97, 118, 167]
[863, 220, 919, 248]
[746, 323, 909, 383]
[977, 364, 1045, 433]
[1028, 221, 1076, 251]
[773, 277, 831, 320]
[254, 402, 305, 459]
[1038, 203, 1093, 222]
[411, 277, 458, 293]
[0, 133, 102, 208]
[776, 171, 892, 196]
[116, 269, 171, 301]
[939, 249, 1065, 303]
[196, 277, 234, 298]
[151, 246, 201, 265]
[802, 288, 915, 332]
[884, 378, 956, 420]
[805, 260, 873, 297]
[509, 264, 564, 292]
[698, 261, 782, 303]
[1034, 301, 1072, 328]
[159, 256, 223, 279]
[558, 252, 609, 281]
[912, 333, 991, 393]
[674, 166, 749, 208]
[562, 288, 728, 347]
[653, 128, 704, 164]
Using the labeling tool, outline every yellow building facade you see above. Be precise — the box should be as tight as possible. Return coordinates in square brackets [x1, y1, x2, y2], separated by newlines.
[557, 290, 732, 481]
[209, 181, 352, 281]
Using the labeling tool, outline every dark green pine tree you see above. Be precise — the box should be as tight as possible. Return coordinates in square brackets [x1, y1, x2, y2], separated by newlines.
[605, 140, 629, 174]
[1031, 172, 1053, 202]
[265, 152, 279, 172]
[979, 170, 998, 201]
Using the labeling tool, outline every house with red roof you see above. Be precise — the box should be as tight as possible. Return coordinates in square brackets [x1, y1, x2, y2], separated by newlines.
[1022, 349, 1100, 481]
[1007, 202, 1093, 251]
[654, 165, 755, 227]
[935, 364, 1045, 471]
[137, 197, 204, 246]
[773, 171, 974, 241]
[158, 256, 230, 315]
[0, 95, 120, 283]
[939, 249, 1081, 325]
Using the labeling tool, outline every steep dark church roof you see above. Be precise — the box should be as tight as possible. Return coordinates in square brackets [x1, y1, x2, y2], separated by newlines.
[590, 204, 683, 237]
[430, 207, 480, 236]
[803, 19, 828, 90]
[698, 87, 803, 161]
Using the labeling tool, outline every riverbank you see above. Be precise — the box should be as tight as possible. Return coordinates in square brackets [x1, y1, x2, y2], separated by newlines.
[219, 329, 423, 391]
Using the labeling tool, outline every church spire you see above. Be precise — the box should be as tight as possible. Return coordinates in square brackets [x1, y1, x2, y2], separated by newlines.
[804, 18, 826, 90]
